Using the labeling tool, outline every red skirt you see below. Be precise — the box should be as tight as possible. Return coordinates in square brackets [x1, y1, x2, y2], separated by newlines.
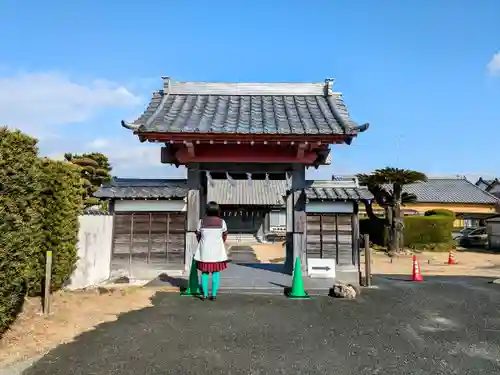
[196, 261, 228, 273]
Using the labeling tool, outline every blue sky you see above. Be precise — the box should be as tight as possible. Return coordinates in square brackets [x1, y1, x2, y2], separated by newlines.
[1, 0, 499, 181]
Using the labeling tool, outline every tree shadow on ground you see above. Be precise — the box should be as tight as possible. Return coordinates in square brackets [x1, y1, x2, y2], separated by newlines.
[144, 273, 188, 290]
[235, 262, 289, 275]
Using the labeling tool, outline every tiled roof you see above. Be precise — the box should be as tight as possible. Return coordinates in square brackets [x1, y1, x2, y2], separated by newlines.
[475, 178, 499, 191]
[302, 179, 373, 201]
[304, 186, 373, 201]
[121, 78, 368, 136]
[94, 178, 188, 199]
[207, 179, 287, 205]
[94, 177, 371, 204]
[95, 177, 496, 205]
[384, 177, 499, 204]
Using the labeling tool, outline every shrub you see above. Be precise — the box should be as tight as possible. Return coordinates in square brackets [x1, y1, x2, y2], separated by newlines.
[25, 159, 84, 295]
[404, 215, 453, 246]
[0, 127, 42, 336]
[424, 209, 456, 219]
[360, 214, 454, 250]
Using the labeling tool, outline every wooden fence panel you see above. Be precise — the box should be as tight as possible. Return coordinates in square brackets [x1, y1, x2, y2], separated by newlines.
[306, 213, 353, 262]
[112, 212, 185, 268]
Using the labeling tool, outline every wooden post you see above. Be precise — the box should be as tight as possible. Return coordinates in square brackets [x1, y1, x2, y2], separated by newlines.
[364, 234, 372, 287]
[44, 250, 53, 315]
[286, 164, 306, 275]
[129, 214, 134, 277]
[185, 164, 202, 272]
[147, 213, 152, 264]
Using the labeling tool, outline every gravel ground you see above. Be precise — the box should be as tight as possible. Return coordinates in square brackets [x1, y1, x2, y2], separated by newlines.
[19, 276, 500, 375]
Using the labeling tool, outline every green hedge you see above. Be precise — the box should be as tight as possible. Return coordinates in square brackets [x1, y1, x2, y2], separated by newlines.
[0, 128, 84, 336]
[0, 128, 42, 337]
[424, 209, 456, 219]
[25, 159, 84, 295]
[403, 215, 453, 245]
[360, 214, 454, 248]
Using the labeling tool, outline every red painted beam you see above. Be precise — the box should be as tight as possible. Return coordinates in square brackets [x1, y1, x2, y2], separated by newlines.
[174, 144, 318, 164]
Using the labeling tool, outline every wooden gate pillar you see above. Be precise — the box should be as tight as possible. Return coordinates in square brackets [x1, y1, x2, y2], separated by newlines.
[285, 164, 307, 275]
[185, 163, 207, 273]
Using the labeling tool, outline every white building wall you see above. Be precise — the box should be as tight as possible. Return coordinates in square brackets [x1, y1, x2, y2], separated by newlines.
[306, 201, 354, 213]
[114, 199, 187, 212]
[66, 215, 114, 290]
[487, 220, 500, 250]
[269, 209, 286, 228]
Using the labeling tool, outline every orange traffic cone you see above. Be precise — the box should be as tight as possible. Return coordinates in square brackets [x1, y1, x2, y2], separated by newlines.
[412, 255, 424, 282]
[447, 249, 457, 265]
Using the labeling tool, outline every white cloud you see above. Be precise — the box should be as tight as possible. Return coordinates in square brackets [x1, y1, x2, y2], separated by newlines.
[43, 137, 177, 177]
[83, 138, 172, 176]
[86, 138, 110, 150]
[0, 72, 142, 136]
[487, 52, 500, 76]
[109, 144, 186, 178]
[46, 153, 66, 161]
[111, 145, 161, 168]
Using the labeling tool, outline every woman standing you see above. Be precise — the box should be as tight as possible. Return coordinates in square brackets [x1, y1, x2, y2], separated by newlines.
[194, 201, 229, 300]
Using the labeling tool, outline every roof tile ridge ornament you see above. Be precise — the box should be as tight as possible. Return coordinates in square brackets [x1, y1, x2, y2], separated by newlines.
[161, 76, 171, 93]
[324, 78, 335, 96]
[323, 78, 369, 140]
[121, 76, 172, 131]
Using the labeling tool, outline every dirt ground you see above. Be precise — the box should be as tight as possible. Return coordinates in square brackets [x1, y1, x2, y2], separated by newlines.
[363, 249, 500, 278]
[252, 242, 285, 263]
[0, 286, 176, 367]
[253, 242, 500, 278]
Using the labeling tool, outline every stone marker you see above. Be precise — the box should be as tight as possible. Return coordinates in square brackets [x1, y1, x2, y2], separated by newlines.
[331, 282, 358, 299]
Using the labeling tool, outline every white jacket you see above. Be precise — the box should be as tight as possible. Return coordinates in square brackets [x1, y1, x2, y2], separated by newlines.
[193, 218, 228, 263]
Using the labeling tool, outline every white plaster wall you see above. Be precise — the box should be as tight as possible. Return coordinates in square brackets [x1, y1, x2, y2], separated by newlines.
[66, 215, 114, 290]
[114, 199, 187, 212]
[269, 209, 286, 227]
[306, 201, 354, 213]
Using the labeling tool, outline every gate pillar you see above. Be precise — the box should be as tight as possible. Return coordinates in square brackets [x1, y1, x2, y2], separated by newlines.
[285, 164, 307, 275]
[185, 163, 207, 273]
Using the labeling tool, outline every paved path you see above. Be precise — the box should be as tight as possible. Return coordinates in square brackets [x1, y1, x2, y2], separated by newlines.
[22, 275, 500, 375]
[227, 245, 260, 263]
[222, 245, 332, 292]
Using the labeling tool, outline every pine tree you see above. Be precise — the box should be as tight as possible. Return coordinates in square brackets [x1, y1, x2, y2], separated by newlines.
[64, 152, 112, 209]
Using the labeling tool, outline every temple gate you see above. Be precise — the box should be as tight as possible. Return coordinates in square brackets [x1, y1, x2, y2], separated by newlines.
[122, 77, 369, 277]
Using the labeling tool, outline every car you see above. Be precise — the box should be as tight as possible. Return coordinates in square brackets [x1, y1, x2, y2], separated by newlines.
[459, 227, 487, 248]
[453, 227, 477, 240]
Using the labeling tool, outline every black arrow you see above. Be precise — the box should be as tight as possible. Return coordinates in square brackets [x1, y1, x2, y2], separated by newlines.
[311, 266, 331, 271]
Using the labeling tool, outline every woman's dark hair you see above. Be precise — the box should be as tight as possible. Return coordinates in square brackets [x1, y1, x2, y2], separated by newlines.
[206, 201, 220, 217]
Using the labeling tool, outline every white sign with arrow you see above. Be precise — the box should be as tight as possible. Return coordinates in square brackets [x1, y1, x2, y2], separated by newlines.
[307, 258, 336, 279]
